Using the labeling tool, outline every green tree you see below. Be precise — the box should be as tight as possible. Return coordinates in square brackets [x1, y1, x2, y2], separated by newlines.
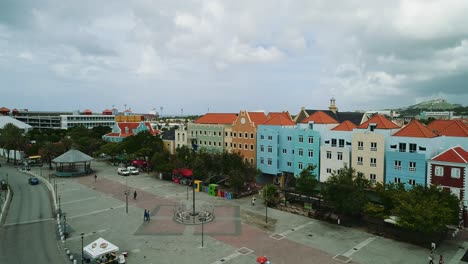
[262, 184, 279, 207]
[323, 166, 371, 216]
[0, 123, 26, 164]
[392, 185, 459, 234]
[295, 165, 319, 196]
[39, 141, 64, 169]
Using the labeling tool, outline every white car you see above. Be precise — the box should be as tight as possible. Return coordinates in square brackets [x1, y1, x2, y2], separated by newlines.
[127, 166, 139, 175]
[117, 168, 130, 176]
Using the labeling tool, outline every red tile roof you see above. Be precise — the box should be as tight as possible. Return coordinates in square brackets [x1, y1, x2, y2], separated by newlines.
[427, 120, 453, 134]
[83, 109, 92, 113]
[427, 120, 468, 137]
[332, 120, 357, 131]
[105, 121, 158, 138]
[0, 107, 10, 112]
[248, 112, 268, 126]
[432, 146, 468, 163]
[194, 113, 238, 124]
[357, 114, 400, 129]
[264, 112, 295, 126]
[392, 120, 438, 138]
[102, 109, 112, 113]
[301, 111, 338, 124]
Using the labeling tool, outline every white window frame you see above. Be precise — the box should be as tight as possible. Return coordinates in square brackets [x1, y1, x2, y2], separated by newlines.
[268, 146, 272, 153]
[409, 162, 416, 172]
[298, 148, 303, 157]
[357, 156, 363, 165]
[371, 142, 377, 151]
[451, 168, 461, 179]
[308, 136, 314, 144]
[298, 162, 303, 170]
[326, 151, 332, 159]
[434, 166, 444, 176]
[358, 141, 363, 150]
[370, 158, 377, 167]
[337, 152, 343, 160]
[267, 158, 272, 166]
[299, 135, 304, 143]
[308, 149, 313, 157]
[394, 160, 401, 170]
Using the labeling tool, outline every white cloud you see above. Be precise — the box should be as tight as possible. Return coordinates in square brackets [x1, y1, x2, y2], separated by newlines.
[18, 51, 33, 60]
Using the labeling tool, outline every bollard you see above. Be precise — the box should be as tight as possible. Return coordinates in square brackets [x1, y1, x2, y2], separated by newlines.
[73, 260, 77, 264]
[66, 249, 70, 255]
[70, 255, 74, 260]
[61, 235, 65, 241]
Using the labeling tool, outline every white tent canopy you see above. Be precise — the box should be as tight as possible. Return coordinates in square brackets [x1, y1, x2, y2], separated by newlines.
[83, 237, 119, 259]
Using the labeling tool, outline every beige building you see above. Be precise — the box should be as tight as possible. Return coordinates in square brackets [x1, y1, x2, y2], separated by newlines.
[351, 114, 400, 183]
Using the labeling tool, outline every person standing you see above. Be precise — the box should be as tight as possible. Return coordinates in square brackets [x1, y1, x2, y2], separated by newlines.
[439, 255, 444, 264]
[428, 253, 434, 264]
[133, 190, 137, 200]
[94, 174, 97, 182]
[251, 196, 256, 206]
[147, 209, 151, 221]
[143, 209, 147, 222]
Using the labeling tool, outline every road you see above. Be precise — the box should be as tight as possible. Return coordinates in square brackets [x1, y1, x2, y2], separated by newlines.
[0, 164, 68, 264]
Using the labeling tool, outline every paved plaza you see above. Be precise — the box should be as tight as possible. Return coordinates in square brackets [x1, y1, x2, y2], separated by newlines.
[29, 161, 468, 264]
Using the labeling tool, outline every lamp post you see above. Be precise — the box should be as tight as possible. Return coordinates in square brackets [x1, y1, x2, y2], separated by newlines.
[81, 233, 85, 264]
[265, 205, 268, 224]
[6, 173, 8, 185]
[63, 213, 67, 238]
[124, 190, 129, 214]
[200, 216, 206, 248]
[58, 195, 61, 215]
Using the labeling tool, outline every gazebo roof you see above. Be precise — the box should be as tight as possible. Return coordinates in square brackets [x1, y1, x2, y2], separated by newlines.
[52, 149, 94, 163]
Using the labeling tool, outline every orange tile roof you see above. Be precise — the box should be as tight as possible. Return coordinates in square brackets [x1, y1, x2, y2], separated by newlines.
[0, 107, 10, 112]
[357, 114, 400, 129]
[264, 112, 295, 126]
[428, 120, 468, 137]
[392, 120, 438, 138]
[301, 111, 338, 124]
[332, 120, 357, 131]
[83, 109, 92, 113]
[432, 146, 468, 163]
[248, 112, 268, 126]
[426, 120, 453, 134]
[194, 113, 238, 124]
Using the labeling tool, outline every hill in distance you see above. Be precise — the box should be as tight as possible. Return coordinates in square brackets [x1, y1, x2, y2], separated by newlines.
[400, 99, 462, 111]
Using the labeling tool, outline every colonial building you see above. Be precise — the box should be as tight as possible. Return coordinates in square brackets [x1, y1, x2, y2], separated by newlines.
[428, 146, 468, 212]
[385, 120, 441, 187]
[294, 98, 367, 126]
[231, 111, 268, 165]
[102, 121, 158, 142]
[320, 120, 356, 182]
[187, 113, 238, 152]
[352, 114, 400, 183]
[256, 112, 296, 185]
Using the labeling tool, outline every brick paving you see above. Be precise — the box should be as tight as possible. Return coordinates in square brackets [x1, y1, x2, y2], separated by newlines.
[77, 175, 345, 264]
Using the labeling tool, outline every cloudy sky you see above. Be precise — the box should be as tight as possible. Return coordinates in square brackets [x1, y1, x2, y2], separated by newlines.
[1, 0, 467, 115]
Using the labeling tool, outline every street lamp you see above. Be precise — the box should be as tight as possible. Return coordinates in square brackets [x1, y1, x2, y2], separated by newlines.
[265, 205, 268, 224]
[58, 195, 61, 215]
[199, 216, 207, 248]
[124, 190, 129, 214]
[63, 213, 67, 239]
[81, 233, 85, 264]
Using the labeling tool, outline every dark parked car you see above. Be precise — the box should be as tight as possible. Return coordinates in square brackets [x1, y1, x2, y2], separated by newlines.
[28, 177, 39, 185]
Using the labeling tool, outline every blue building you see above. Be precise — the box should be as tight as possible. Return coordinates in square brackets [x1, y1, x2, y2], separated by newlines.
[385, 120, 441, 187]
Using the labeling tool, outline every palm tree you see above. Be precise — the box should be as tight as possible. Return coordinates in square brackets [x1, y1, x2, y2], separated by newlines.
[0, 123, 26, 164]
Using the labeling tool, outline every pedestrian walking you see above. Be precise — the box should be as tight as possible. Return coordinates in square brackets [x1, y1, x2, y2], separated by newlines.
[431, 242, 436, 251]
[439, 255, 444, 264]
[147, 209, 151, 221]
[251, 196, 256, 206]
[133, 190, 137, 200]
[428, 253, 434, 264]
[143, 209, 147, 222]
[94, 174, 97, 182]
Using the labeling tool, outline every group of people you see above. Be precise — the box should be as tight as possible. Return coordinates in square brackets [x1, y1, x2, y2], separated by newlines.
[144, 209, 151, 222]
[428, 242, 444, 264]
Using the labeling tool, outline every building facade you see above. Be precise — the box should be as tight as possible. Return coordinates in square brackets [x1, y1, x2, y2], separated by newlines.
[231, 111, 267, 165]
[385, 120, 441, 187]
[352, 114, 400, 183]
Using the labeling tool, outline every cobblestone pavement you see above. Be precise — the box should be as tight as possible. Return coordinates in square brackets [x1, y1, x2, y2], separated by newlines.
[28, 162, 468, 264]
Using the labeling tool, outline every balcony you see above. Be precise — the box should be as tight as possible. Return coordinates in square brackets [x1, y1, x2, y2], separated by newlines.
[358, 146, 363, 150]
[370, 164, 377, 167]
[371, 147, 377, 151]
[409, 167, 416, 172]
[394, 166, 401, 170]
[357, 162, 363, 165]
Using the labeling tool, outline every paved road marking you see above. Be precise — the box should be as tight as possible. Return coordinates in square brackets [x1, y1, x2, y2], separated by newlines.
[61, 196, 98, 205]
[141, 183, 173, 190]
[68, 204, 126, 219]
[4, 218, 54, 226]
[278, 221, 314, 236]
[60, 188, 88, 193]
[342, 236, 377, 258]
[66, 229, 107, 241]
[210, 252, 242, 264]
[164, 191, 187, 198]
